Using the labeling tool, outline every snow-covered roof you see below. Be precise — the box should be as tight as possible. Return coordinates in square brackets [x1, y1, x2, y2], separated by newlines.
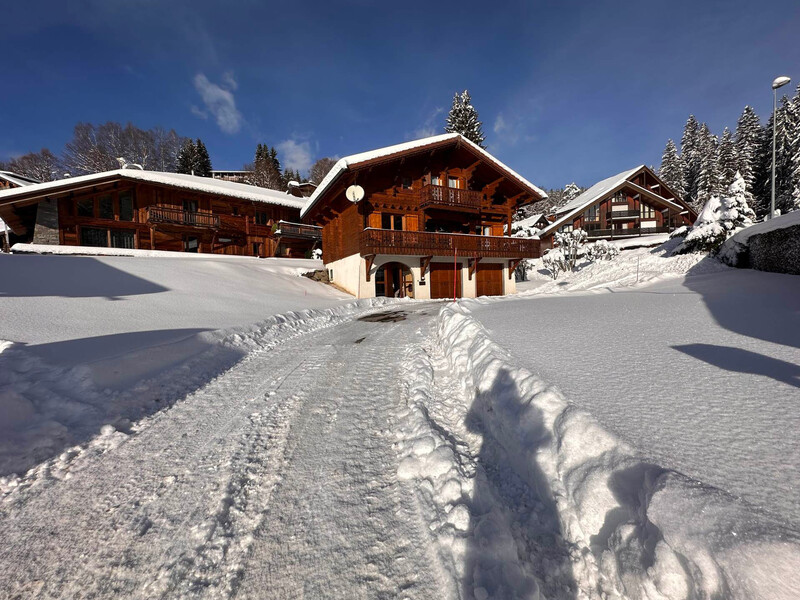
[555, 166, 643, 215]
[0, 169, 306, 209]
[513, 213, 548, 229]
[301, 133, 546, 218]
[538, 166, 683, 238]
[0, 171, 40, 187]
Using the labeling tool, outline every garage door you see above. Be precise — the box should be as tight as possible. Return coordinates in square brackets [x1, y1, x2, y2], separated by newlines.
[429, 262, 462, 299]
[476, 263, 504, 297]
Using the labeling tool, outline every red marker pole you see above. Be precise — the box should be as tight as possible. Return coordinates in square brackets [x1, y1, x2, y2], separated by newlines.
[453, 247, 458, 302]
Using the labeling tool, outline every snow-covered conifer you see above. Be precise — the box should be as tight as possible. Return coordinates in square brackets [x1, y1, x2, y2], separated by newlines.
[680, 115, 701, 205]
[176, 139, 197, 175]
[717, 127, 738, 189]
[658, 139, 686, 198]
[695, 123, 720, 210]
[444, 90, 486, 148]
[734, 106, 763, 205]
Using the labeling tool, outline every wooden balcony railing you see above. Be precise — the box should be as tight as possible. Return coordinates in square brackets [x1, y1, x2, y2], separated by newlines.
[147, 206, 220, 228]
[586, 226, 670, 238]
[360, 228, 539, 258]
[275, 220, 322, 241]
[419, 184, 483, 211]
[606, 210, 641, 219]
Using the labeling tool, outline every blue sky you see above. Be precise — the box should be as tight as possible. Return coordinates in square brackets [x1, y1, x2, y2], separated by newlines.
[1, 0, 798, 189]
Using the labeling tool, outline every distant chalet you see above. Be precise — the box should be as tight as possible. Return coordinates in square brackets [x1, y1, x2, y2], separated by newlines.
[538, 166, 697, 250]
[301, 133, 546, 299]
[0, 170, 321, 258]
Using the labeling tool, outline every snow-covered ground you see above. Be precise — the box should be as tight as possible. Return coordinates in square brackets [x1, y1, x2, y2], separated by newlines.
[0, 251, 351, 475]
[470, 245, 800, 528]
[2, 241, 799, 598]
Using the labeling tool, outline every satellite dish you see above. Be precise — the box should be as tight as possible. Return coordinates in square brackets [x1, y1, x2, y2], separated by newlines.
[346, 184, 365, 203]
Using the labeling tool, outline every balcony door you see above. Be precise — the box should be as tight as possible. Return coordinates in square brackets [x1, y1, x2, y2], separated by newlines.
[183, 199, 198, 225]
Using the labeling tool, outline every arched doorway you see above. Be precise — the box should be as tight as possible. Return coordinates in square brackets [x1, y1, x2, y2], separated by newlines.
[375, 262, 414, 298]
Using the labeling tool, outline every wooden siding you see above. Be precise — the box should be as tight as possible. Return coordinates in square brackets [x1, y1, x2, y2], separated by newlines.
[50, 179, 308, 257]
[360, 229, 539, 259]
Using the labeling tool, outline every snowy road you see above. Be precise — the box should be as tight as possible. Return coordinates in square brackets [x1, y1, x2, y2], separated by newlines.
[469, 267, 800, 527]
[0, 304, 448, 599]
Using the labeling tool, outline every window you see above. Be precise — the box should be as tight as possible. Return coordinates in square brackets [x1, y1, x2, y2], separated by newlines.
[559, 223, 574, 233]
[77, 198, 94, 217]
[98, 195, 114, 220]
[80, 227, 108, 247]
[375, 268, 386, 297]
[448, 176, 461, 189]
[184, 237, 199, 252]
[252, 242, 261, 256]
[641, 204, 655, 218]
[183, 199, 198, 213]
[255, 212, 267, 226]
[584, 205, 598, 221]
[381, 213, 403, 230]
[110, 230, 135, 249]
[431, 175, 441, 186]
[401, 177, 412, 190]
[611, 191, 627, 204]
[119, 191, 134, 221]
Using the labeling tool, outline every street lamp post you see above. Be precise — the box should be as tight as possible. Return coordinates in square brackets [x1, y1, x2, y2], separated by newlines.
[770, 76, 791, 219]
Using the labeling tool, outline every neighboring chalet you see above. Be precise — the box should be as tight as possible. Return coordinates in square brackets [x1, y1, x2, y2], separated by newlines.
[211, 170, 252, 184]
[512, 212, 550, 234]
[301, 134, 545, 299]
[538, 166, 696, 251]
[0, 171, 40, 190]
[0, 170, 321, 257]
[0, 171, 40, 250]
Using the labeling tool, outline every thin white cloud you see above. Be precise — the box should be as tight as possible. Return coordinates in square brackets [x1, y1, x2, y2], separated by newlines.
[222, 71, 238, 91]
[277, 139, 313, 173]
[493, 113, 507, 134]
[408, 106, 445, 140]
[192, 73, 243, 134]
[190, 105, 208, 119]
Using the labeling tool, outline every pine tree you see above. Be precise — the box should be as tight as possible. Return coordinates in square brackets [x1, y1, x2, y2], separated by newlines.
[717, 127, 738, 189]
[784, 85, 800, 211]
[444, 90, 486, 148]
[680, 115, 701, 206]
[658, 139, 686, 198]
[252, 144, 283, 190]
[176, 139, 197, 175]
[194, 139, 213, 177]
[679, 171, 755, 254]
[695, 123, 720, 210]
[734, 106, 763, 206]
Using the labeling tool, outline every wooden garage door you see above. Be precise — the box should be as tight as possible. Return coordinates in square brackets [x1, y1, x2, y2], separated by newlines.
[429, 262, 462, 299]
[476, 263, 504, 297]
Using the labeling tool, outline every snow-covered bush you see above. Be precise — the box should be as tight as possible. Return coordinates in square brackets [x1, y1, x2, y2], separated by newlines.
[677, 172, 756, 254]
[554, 228, 587, 269]
[669, 225, 689, 239]
[312, 248, 322, 260]
[585, 239, 620, 262]
[541, 248, 567, 280]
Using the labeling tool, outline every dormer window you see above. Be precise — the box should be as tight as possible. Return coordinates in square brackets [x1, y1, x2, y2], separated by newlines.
[431, 175, 441, 186]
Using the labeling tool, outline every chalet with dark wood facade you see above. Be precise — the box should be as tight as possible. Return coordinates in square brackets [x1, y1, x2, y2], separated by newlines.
[538, 166, 697, 251]
[0, 170, 321, 257]
[301, 134, 546, 299]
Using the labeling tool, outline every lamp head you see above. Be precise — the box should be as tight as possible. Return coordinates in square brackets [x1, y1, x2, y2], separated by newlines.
[772, 76, 791, 90]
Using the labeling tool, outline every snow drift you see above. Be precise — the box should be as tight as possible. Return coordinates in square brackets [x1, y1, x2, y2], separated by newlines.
[435, 303, 800, 599]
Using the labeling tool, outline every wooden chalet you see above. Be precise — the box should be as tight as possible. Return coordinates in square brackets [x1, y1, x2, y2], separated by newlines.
[537, 165, 697, 251]
[0, 170, 321, 258]
[301, 134, 546, 299]
[0, 171, 40, 191]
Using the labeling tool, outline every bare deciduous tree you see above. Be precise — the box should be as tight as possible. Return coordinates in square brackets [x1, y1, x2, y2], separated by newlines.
[309, 157, 337, 185]
[3, 149, 61, 182]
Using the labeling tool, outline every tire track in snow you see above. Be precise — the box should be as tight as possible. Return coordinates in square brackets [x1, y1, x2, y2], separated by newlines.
[233, 307, 447, 599]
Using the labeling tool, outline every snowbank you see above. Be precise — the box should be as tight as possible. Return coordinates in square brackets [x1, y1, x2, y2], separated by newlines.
[519, 238, 726, 296]
[434, 303, 800, 599]
[0, 297, 398, 484]
[12, 243, 281, 260]
[719, 211, 800, 273]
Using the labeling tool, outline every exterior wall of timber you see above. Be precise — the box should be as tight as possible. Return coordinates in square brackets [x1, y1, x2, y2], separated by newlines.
[48, 180, 307, 257]
[311, 144, 541, 264]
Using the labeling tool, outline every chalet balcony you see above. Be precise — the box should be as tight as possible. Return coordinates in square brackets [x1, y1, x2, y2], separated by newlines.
[586, 226, 670, 239]
[147, 206, 220, 229]
[418, 184, 483, 212]
[360, 228, 539, 258]
[275, 220, 322, 241]
[606, 210, 641, 219]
